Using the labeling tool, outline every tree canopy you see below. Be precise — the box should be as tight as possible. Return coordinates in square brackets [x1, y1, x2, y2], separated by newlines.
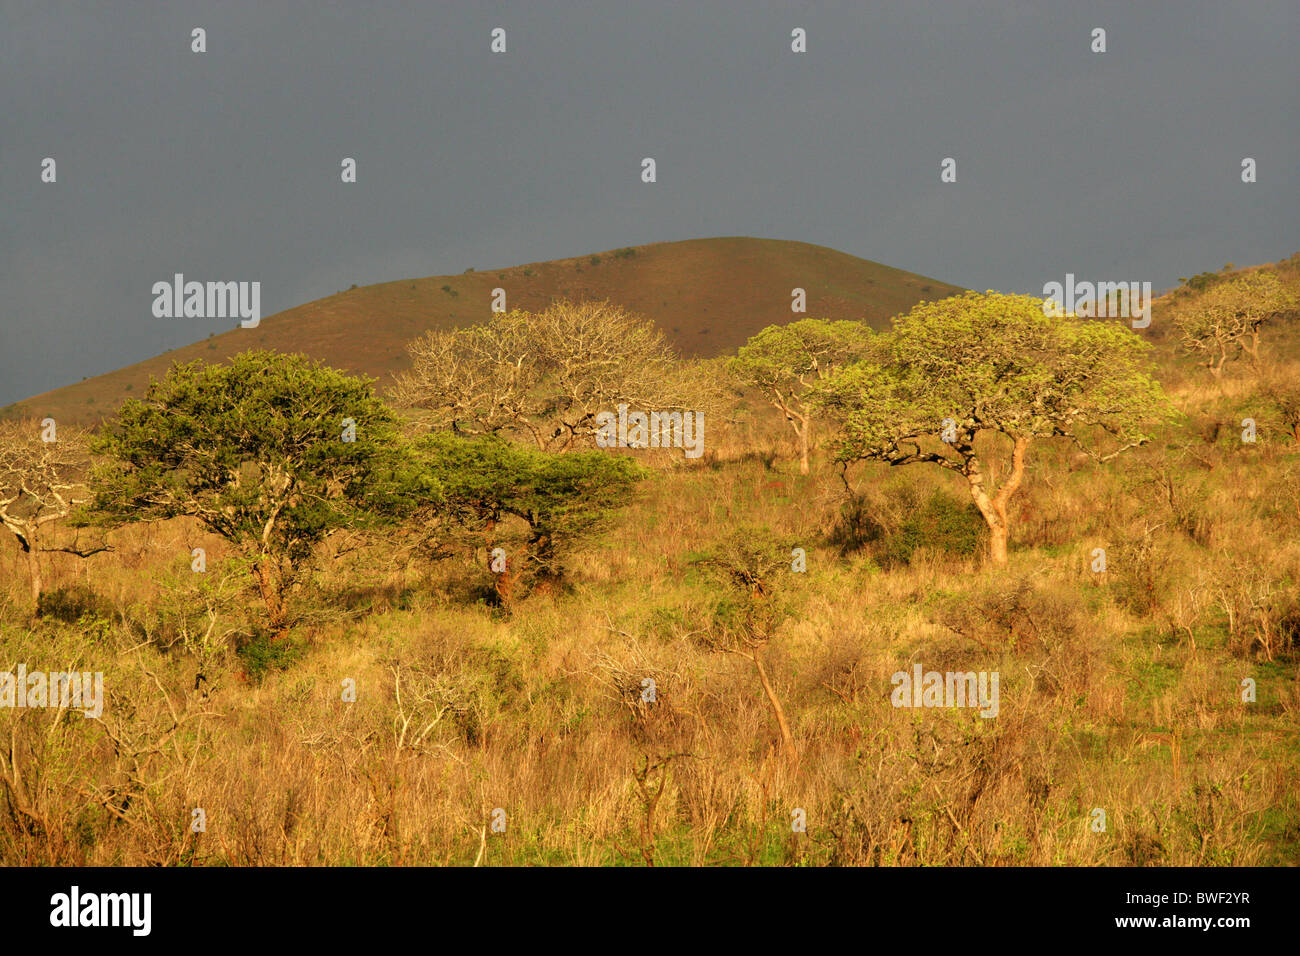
[411, 430, 646, 597]
[814, 291, 1174, 564]
[392, 300, 714, 452]
[89, 351, 416, 634]
[728, 318, 875, 473]
[1173, 270, 1297, 377]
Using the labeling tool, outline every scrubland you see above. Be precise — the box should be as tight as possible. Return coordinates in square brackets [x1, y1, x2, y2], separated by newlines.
[2, 269, 1299, 868]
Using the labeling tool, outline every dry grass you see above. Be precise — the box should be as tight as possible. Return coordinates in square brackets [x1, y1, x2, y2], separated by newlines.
[2, 279, 1299, 867]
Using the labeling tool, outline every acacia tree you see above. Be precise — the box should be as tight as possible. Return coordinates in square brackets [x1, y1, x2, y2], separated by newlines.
[411, 431, 646, 603]
[0, 419, 100, 604]
[814, 292, 1173, 566]
[1267, 378, 1300, 444]
[1174, 270, 1297, 378]
[691, 526, 799, 765]
[728, 319, 875, 474]
[392, 300, 714, 451]
[90, 351, 416, 638]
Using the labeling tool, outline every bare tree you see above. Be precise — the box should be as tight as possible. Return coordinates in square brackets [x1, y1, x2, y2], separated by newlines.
[392, 300, 716, 451]
[0, 419, 100, 604]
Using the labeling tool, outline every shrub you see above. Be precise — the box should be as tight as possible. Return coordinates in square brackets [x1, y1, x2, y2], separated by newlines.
[883, 490, 984, 566]
[829, 484, 983, 565]
[236, 633, 304, 683]
[37, 584, 113, 624]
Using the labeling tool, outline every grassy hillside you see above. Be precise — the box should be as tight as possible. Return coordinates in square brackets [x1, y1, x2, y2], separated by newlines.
[2, 256, 1298, 867]
[2, 237, 963, 426]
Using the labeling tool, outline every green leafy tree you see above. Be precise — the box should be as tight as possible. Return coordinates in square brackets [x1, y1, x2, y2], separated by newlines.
[814, 292, 1173, 566]
[89, 351, 417, 637]
[411, 431, 646, 602]
[1174, 270, 1297, 377]
[729, 319, 875, 473]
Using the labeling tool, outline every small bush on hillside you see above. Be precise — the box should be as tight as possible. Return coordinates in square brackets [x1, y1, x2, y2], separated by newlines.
[236, 633, 304, 684]
[884, 490, 984, 566]
[1175, 271, 1229, 296]
[37, 584, 113, 624]
[829, 485, 983, 565]
[938, 578, 1088, 658]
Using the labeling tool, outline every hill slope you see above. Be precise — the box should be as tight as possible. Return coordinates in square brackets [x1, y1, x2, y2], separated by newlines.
[4, 237, 963, 424]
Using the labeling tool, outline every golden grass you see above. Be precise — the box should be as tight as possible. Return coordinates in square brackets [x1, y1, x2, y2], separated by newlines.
[2, 293, 1299, 867]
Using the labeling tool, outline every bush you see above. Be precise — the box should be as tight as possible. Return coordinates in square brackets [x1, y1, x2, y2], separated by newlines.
[938, 578, 1088, 659]
[236, 633, 304, 683]
[1175, 271, 1229, 296]
[36, 584, 113, 624]
[884, 490, 984, 565]
[830, 484, 983, 565]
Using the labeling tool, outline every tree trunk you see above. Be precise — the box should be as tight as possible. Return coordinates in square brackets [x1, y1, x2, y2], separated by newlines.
[25, 540, 42, 606]
[1244, 330, 1261, 367]
[751, 646, 798, 765]
[987, 524, 1008, 566]
[965, 436, 1030, 568]
[776, 398, 810, 475]
[253, 558, 289, 640]
[493, 552, 518, 606]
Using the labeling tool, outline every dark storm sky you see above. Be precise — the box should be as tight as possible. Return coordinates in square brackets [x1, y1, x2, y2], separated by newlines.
[2, 0, 1297, 406]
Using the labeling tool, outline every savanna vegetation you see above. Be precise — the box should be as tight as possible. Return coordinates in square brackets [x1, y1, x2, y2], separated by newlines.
[2, 271, 1299, 867]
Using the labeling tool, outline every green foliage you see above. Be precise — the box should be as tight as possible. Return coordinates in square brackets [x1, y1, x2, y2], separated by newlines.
[689, 524, 799, 589]
[688, 524, 799, 645]
[1173, 270, 1297, 372]
[729, 319, 875, 469]
[814, 292, 1174, 463]
[89, 351, 413, 560]
[829, 485, 982, 564]
[1178, 271, 1228, 295]
[411, 431, 647, 577]
[729, 319, 874, 399]
[236, 633, 305, 683]
[36, 584, 113, 625]
[883, 490, 984, 566]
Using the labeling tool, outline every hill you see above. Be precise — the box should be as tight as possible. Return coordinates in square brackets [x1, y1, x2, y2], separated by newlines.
[2, 237, 963, 424]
